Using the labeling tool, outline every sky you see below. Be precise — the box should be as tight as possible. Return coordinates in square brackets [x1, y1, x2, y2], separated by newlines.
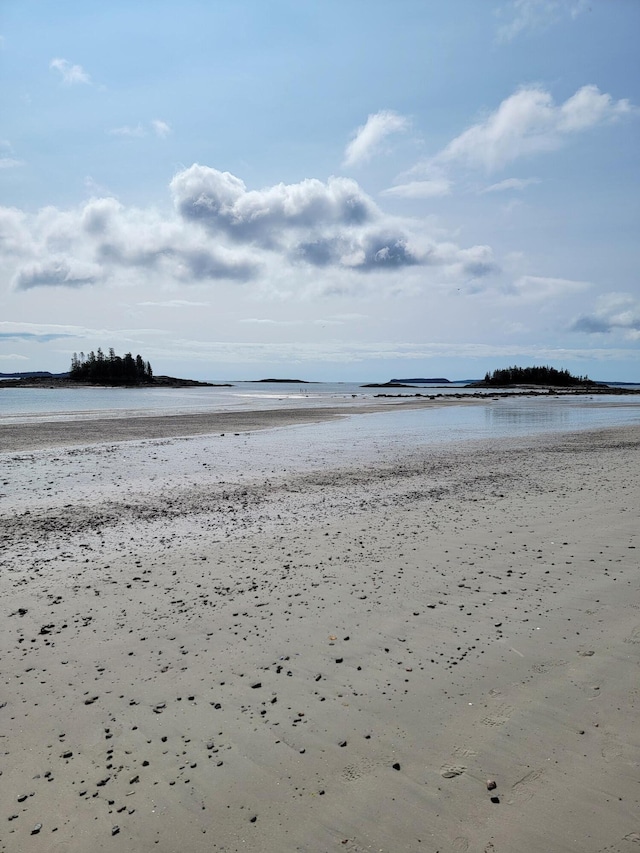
[1, 0, 639, 382]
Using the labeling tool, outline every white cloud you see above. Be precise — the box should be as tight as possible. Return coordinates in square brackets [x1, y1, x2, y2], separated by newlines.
[109, 124, 146, 138]
[152, 119, 171, 138]
[496, 0, 588, 43]
[0, 157, 23, 169]
[481, 177, 540, 193]
[84, 175, 114, 197]
[108, 121, 171, 139]
[433, 85, 634, 173]
[381, 179, 452, 199]
[121, 337, 640, 367]
[0, 353, 29, 361]
[343, 110, 409, 167]
[505, 275, 590, 301]
[137, 299, 209, 308]
[239, 318, 300, 326]
[572, 293, 640, 340]
[0, 164, 500, 295]
[0, 321, 167, 352]
[49, 57, 91, 85]
[171, 165, 379, 247]
[13, 257, 103, 290]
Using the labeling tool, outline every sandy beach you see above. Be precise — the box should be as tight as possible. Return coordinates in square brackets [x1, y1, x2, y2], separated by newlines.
[1, 412, 639, 852]
[0, 395, 475, 454]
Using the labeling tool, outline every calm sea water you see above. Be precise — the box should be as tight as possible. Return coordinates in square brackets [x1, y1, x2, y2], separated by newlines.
[1, 381, 639, 450]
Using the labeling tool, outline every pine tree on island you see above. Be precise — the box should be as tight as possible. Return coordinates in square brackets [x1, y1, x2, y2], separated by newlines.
[70, 350, 153, 385]
[482, 365, 595, 387]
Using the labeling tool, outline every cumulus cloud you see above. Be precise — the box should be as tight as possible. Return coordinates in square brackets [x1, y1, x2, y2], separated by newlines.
[13, 257, 103, 290]
[171, 165, 377, 245]
[572, 293, 640, 340]
[49, 57, 91, 85]
[381, 179, 452, 199]
[1, 164, 501, 293]
[343, 110, 409, 167]
[496, 0, 588, 43]
[292, 230, 422, 272]
[1, 191, 261, 291]
[481, 177, 540, 193]
[433, 85, 633, 173]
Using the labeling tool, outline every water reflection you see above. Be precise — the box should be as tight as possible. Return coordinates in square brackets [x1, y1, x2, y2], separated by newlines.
[485, 400, 570, 429]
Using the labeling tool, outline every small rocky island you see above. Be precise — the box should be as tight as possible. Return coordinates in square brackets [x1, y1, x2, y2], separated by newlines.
[255, 378, 310, 383]
[362, 377, 451, 388]
[469, 365, 602, 388]
[0, 349, 230, 388]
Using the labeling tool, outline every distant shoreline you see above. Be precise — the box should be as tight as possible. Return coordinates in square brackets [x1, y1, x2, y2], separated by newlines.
[0, 375, 231, 389]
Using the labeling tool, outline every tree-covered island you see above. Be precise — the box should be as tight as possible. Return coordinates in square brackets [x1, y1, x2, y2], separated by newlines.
[476, 365, 599, 387]
[70, 349, 153, 385]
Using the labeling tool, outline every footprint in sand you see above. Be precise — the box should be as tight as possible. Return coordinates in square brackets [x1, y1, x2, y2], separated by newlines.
[341, 758, 377, 782]
[510, 768, 545, 803]
[594, 831, 640, 852]
[600, 734, 632, 765]
[624, 625, 640, 645]
[453, 745, 477, 759]
[440, 764, 466, 778]
[532, 659, 567, 673]
[451, 837, 470, 851]
[480, 703, 514, 727]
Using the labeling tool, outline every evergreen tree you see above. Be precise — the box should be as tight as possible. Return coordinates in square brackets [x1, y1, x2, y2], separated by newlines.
[69, 349, 154, 386]
[483, 365, 593, 387]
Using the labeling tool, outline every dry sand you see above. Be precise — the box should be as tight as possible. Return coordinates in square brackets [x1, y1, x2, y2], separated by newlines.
[1, 414, 639, 853]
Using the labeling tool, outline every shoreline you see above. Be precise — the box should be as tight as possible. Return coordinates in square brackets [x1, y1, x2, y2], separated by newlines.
[1, 425, 639, 852]
[0, 396, 475, 453]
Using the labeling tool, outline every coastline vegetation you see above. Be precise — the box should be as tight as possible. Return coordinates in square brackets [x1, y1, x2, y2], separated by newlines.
[482, 365, 595, 387]
[70, 349, 153, 385]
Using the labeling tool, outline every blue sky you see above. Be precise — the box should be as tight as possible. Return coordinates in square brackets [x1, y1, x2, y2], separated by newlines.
[1, 0, 639, 381]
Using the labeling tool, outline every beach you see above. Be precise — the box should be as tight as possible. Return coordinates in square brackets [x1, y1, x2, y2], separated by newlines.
[1, 410, 639, 852]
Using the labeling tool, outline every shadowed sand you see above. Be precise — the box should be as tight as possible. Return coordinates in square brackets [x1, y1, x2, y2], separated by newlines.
[1, 420, 639, 852]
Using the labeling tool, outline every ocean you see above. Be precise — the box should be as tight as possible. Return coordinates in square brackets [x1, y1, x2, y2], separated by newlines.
[1, 380, 639, 452]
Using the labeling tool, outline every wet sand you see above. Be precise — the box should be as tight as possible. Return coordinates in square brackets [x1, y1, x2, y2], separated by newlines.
[1, 419, 639, 852]
[0, 396, 468, 453]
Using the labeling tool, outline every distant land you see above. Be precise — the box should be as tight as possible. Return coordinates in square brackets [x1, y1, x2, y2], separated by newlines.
[255, 378, 310, 383]
[361, 378, 451, 388]
[0, 372, 229, 389]
[390, 378, 450, 384]
[0, 371, 70, 379]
